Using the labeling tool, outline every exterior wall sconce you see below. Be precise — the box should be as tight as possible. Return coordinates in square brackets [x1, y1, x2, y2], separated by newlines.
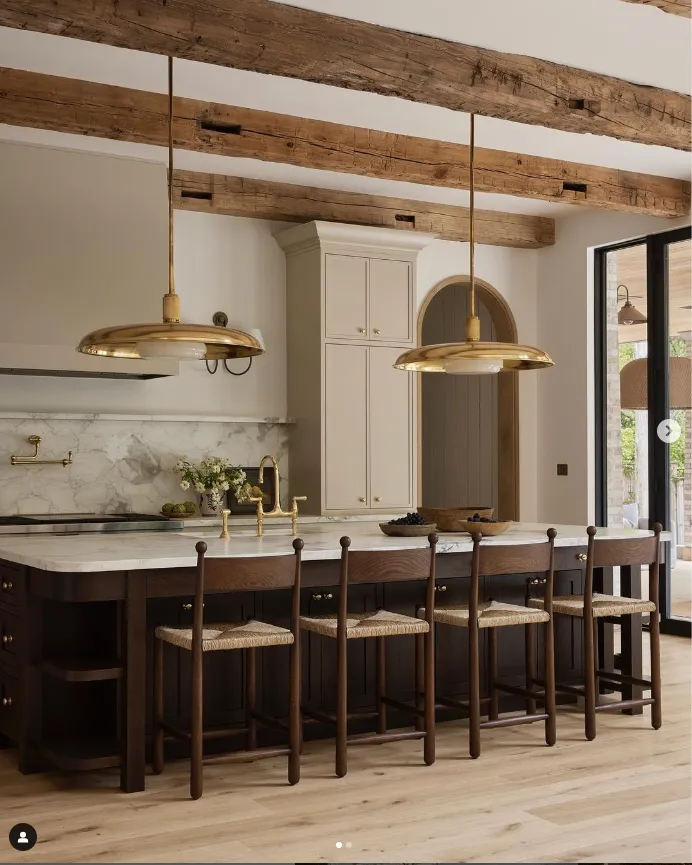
[205, 312, 264, 376]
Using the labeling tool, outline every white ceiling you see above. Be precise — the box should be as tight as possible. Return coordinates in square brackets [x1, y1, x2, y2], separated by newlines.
[0, 0, 689, 219]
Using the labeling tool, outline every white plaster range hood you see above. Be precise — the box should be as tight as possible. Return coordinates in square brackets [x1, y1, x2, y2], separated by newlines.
[0, 141, 178, 379]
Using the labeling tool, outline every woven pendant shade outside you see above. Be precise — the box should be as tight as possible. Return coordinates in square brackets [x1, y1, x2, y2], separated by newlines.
[620, 356, 692, 410]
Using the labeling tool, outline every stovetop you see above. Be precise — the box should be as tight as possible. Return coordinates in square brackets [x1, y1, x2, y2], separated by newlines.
[0, 513, 184, 534]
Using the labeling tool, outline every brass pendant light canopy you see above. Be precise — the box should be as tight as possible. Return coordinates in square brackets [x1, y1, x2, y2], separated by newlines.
[395, 114, 552, 374]
[77, 58, 263, 362]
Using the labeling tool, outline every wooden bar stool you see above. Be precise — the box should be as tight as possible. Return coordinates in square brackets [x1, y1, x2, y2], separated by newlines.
[300, 534, 438, 778]
[528, 524, 662, 740]
[420, 529, 557, 759]
[152, 539, 303, 799]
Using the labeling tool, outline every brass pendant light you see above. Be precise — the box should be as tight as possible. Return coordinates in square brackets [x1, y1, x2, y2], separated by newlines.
[394, 114, 553, 374]
[76, 58, 264, 362]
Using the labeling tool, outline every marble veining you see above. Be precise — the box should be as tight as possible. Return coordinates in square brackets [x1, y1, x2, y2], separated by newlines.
[0, 417, 288, 516]
[0, 522, 670, 573]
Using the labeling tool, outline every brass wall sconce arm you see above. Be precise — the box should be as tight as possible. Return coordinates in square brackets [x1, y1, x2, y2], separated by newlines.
[11, 435, 73, 467]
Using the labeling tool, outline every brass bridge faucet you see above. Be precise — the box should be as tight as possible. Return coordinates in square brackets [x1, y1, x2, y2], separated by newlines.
[249, 454, 306, 537]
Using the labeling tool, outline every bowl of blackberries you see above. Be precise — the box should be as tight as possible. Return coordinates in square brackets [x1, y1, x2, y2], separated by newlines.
[458, 513, 512, 536]
[379, 512, 437, 537]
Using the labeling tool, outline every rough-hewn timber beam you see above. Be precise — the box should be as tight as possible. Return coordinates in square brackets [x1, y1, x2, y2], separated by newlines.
[620, 0, 690, 17]
[0, 68, 688, 219]
[0, 0, 688, 150]
[172, 170, 555, 249]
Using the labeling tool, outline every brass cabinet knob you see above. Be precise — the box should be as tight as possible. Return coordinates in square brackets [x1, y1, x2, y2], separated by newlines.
[358, 497, 366, 503]
[324, 592, 333, 600]
[528, 577, 547, 586]
[181, 602, 204, 610]
[312, 592, 334, 602]
[577, 553, 587, 561]
[435, 584, 448, 592]
[373, 328, 381, 335]
[374, 496, 382, 503]
[2, 635, 12, 644]
[2, 697, 11, 707]
[311, 593, 323, 601]
[358, 327, 366, 333]
[1, 581, 12, 591]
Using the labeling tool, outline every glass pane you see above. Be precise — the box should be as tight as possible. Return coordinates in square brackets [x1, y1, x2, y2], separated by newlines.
[604, 244, 649, 540]
[667, 238, 692, 621]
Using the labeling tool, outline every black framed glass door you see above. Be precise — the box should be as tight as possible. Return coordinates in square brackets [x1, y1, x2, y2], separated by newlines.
[596, 225, 691, 637]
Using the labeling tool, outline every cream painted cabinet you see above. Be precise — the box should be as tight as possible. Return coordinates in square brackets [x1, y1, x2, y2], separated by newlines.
[278, 221, 435, 515]
[324, 343, 369, 510]
[368, 346, 414, 509]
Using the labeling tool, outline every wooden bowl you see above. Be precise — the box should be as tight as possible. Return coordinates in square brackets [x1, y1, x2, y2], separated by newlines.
[379, 522, 437, 537]
[456, 520, 512, 537]
[417, 507, 494, 532]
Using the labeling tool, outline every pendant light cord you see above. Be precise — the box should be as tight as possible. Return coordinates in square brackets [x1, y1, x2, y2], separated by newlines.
[469, 112, 475, 321]
[168, 56, 175, 298]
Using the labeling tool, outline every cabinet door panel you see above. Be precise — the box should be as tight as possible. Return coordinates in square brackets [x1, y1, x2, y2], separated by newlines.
[369, 259, 412, 343]
[325, 343, 369, 510]
[325, 254, 368, 340]
[369, 347, 413, 509]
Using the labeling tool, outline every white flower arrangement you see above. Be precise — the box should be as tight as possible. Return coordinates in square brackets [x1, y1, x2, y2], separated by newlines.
[173, 457, 251, 509]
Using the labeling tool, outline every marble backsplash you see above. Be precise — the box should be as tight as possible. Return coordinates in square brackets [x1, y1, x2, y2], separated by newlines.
[0, 416, 289, 515]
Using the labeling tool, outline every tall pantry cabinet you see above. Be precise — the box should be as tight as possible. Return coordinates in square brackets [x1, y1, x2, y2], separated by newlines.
[275, 222, 435, 515]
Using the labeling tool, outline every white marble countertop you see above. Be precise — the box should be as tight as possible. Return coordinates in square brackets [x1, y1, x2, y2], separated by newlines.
[0, 522, 670, 573]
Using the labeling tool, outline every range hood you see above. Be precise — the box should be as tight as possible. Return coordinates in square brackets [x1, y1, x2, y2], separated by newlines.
[0, 141, 178, 380]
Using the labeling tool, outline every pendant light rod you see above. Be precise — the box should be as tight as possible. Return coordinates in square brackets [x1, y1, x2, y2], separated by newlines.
[469, 112, 475, 321]
[163, 56, 180, 324]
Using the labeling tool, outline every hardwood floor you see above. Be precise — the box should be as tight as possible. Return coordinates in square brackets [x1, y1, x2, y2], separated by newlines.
[1, 634, 690, 864]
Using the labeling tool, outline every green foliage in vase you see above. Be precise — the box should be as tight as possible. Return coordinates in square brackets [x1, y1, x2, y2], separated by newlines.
[173, 457, 252, 509]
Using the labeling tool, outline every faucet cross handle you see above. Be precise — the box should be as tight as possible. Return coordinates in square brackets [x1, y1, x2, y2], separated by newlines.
[290, 495, 307, 536]
[219, 509, 231, 540]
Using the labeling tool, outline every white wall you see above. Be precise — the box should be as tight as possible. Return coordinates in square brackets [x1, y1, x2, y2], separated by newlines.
[536, 211, 690, 525]
[0, 208, 289, 418]
[417, 240, 540, 521]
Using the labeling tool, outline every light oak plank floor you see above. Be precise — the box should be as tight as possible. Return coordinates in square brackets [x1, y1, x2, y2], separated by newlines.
[1, 634, 690, 864]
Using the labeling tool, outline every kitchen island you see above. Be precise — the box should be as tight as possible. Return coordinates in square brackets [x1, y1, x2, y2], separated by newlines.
[0, 522, 667, 792]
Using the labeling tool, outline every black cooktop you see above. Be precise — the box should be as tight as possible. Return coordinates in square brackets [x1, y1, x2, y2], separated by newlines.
[0, 513, 168, 526]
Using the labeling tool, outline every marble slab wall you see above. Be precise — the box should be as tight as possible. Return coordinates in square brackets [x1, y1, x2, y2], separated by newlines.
[0, 416, 289, 515]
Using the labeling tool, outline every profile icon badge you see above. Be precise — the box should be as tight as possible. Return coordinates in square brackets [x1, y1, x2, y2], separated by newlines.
[9, 823, 37, 851]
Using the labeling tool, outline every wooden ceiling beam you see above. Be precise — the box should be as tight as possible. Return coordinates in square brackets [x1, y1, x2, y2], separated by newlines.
[0, 68, 688, 219]
[0, 0, 688, 150]
[620, 0, 690, 17]
[172, 171, 555, 249]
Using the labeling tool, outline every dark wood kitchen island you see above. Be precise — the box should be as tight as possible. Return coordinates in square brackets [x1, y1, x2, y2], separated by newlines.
[0, 522, 663, 792]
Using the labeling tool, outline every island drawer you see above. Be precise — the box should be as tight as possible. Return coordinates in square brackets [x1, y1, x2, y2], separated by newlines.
[0, 562, 22, 609]
[0, 608, 20, 669]
[0, 673, 19, 743]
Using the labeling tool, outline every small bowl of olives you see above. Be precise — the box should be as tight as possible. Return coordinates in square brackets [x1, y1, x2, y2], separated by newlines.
[379, 512, 437, 537]
[457, 514, 512, 536]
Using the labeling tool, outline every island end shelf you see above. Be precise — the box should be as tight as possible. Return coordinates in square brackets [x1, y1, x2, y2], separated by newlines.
[0, 525, 656, 792]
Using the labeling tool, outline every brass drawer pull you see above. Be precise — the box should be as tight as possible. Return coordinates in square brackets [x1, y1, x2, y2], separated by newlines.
[311, 593, 323, 601]
[1, 581, 12, 591]
[2, 634, 13, 644]
[435, 585, 448, 593]
[374, 496, 382, 503]
[358, 497, 366, 503]
[576, 553, 587, 561]
[373, 328, 381, 335]
[324, 593, 333, 600]
[181, 603, 204, 611]
[528, 577, 547, 586]
[358, 327, 366, 334]
[2, 697, 12, 707]
[311, 592, 334, 602]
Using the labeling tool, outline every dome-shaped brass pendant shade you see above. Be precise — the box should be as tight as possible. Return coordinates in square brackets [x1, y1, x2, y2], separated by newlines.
[76, 57, 264, 363]
[394, 114, 552, 375]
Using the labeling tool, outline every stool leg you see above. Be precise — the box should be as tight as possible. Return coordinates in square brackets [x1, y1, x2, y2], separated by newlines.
[488, 628, 498, 721]
[525, 623, 537, 716]
[583, 615, 596, 741]
[336, 632, 347, 778]
[650, 608, 662, 730]
[152, 637, 164, 774]
[246, 647, 257, 751]
[190, 648, 203, 800]
[414, 632, 424, 733]
[468, 623, 481, 759]
[544, 617, 556, 746]
[288, 639, 301, 784]
[376, 637, 386, 735]
[423, 625, 435, 766]
[593, 619, 600, 708]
